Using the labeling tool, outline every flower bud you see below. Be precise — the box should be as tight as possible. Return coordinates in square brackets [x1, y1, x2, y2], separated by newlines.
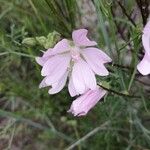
[44, 31, 61, 49]
[22, 37, 36, 46]
[36, 36, 47, 47]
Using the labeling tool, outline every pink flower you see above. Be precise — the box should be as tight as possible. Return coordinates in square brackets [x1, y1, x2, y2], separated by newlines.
[137, 21, 150, 75]
[68, 87, 106, 116]
[36, 29, 111, 95]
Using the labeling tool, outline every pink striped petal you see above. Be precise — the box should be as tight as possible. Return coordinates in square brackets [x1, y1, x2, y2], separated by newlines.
[137, 53, 150, 75]
[72, 29, 97, 47]
[41, 54, 70, 76]
[36, 49, 53, 66]
[68, 87, 106, 116]
[43, 48, 53, 57]
[39, 77, 48, 88]
[82, 47, 112, 63]
[72, 59, 96, 94]
[48, 71, 68, 94]
[68, 75, 79, 97]
[41, 55, 61, 76]
[82, 48, 111, 76]
[68, 90, 91, 116]
[35, 57, 49, 66]
[45, 54, 71, 85]
[142, 31, 150, 56]
[46, 39, 70, 56]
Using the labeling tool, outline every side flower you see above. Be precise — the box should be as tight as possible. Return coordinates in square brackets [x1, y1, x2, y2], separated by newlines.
[137, 20, 150, 75]
[68, 87, 106, 116]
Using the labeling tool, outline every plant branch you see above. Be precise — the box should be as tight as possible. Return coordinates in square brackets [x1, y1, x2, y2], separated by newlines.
[117, 1, 136, 27]
[66, 121, 110, 150]
[98, 84, 140, 99]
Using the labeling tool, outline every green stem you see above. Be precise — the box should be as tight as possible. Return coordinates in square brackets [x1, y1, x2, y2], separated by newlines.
[98, 84, 139, 99]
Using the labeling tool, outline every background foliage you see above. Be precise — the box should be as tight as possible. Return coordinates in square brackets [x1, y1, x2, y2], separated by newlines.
[0, 0, 150, 149]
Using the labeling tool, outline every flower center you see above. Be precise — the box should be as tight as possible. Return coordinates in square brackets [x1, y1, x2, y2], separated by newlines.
[70, 46, 80, 61]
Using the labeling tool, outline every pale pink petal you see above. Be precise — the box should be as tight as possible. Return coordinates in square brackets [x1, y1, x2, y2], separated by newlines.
[138, 20, 150, 75]
[72, 60, 87, 94]
[39, 77, 48, 88]
[142, 32, 150, 56]
[45, 54, 71, 85]
[41, 55, 61, 76]
[82, 47, 112, 63]
[68, 75, 79, 97]
[68, 88, 106, 116]
[68, 90, 90, 115]
[41, 54, 70, 76]
[72, 29, 97, 47]
[36, 49, 53, 66]
[78, 88, 106, 116]
[72, 59, 96, 94]
[46, 39, 70, 56]
[82, 48, 111, 76]
[35, 57, 49, 66]
[86, 62, 109, 76]
[43, 48, 53, 57]
[48, 71, 68, 94]
[137, 53, 150, 75]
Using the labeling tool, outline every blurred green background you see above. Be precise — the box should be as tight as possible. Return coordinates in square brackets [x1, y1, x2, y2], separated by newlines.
[0, 0, 150, 149]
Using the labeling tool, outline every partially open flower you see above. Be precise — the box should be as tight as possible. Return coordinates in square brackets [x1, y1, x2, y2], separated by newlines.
[137, 21, 150, 75]
[36, 29, 111, 96]
[68, 87, 106, 116]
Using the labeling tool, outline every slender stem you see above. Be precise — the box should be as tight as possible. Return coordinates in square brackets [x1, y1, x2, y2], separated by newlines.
[45, 0, 70, 34]
[9, 51, 35, 58]
[111, 6, 128, 42]
[98, 84, 140, 98]
[66, 121, 110, 150]
[117, 1, 136, 27]
[73, 126, 82, 150]
[0, 52, 9, 56]
[119, 33, 141, 52]
[128, 66, 137, 91]
[28, 0, 47, 33]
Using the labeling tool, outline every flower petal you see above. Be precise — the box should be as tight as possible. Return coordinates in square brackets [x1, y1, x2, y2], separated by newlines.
[68, 75, 79, 97]
[82, 47, 112, 63]
[142, 31, 150, 56]
[82, 48, 111, 76]
[72, 29, 97, 47]
[48, 71, 68, 94]
[137, 53, 150, 75]
[143, 20, 150, 34]
[39, 77, 49, 88]
[46, 39, 70, 56]
[45, 54, 71, 85]
[68, 87, 106, 116]
[68, 90, 90, 116]
[41, 55, 61, 76]
[35, 57, 49, 66]
[43, 48, 53, 57]
[78, 88, 106, 116]
[36, 49, 53, 66]
[72, 59, 96, 94]
[41, 54, 70, 76]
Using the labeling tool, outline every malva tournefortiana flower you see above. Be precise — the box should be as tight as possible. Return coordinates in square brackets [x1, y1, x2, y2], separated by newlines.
[68, 87, 106, 116]
[36, 29, 111, 96]
[137, 20, 150, 75]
